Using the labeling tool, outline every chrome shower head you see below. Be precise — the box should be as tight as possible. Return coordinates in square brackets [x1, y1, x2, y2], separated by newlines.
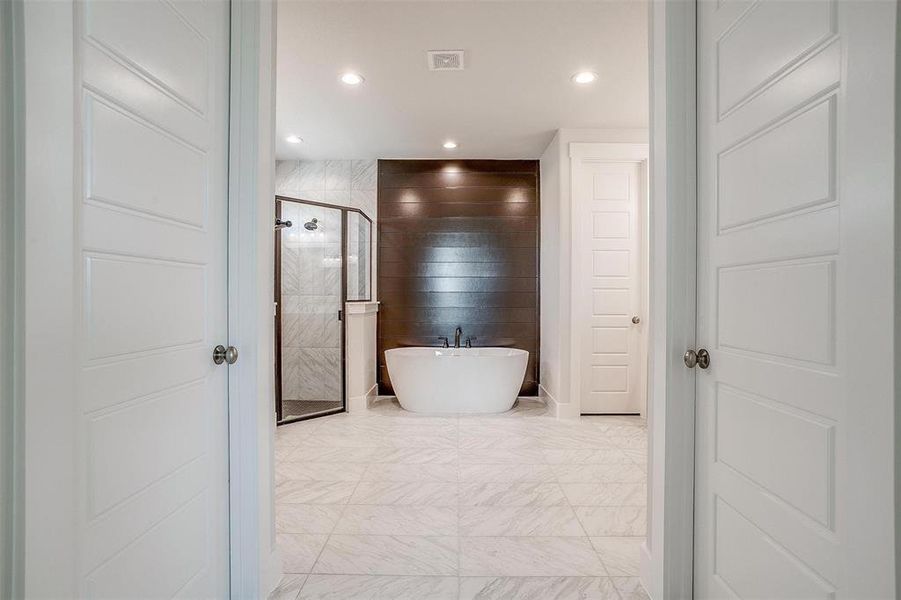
[304, 218, 319, 231]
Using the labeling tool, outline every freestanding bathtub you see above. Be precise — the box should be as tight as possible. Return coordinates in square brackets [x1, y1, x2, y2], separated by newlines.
[384, 347, 529, 414]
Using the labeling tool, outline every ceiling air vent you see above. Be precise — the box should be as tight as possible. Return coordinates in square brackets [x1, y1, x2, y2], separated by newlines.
[427, 50, 465, 71]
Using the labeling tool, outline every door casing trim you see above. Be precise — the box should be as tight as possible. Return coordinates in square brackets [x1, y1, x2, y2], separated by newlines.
[227, 0, 280, 597]
[643, 1, 698, 598]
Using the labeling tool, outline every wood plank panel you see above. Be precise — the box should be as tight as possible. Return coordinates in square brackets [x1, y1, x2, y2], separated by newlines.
[379, 277, 537, 293]
[379, 172, 537, 189]
[378, 291, 538, 309]
[379, 232, 537, 249]
[378, 159, 537, 174]
[379, 216, 537, 233]
[379, 201, 537, 219]
[379, 261, 536, 279]
[381, 246, 536, 264]
[377, 159, 540, 396]
[379, 187, 537, 204]
[380, 307, 537, 324]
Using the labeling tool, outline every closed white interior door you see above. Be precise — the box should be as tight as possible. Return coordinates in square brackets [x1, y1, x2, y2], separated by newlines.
[573, 151, 644, 414]
[695, 1, 897, 597]
[74, 1, 230, 596]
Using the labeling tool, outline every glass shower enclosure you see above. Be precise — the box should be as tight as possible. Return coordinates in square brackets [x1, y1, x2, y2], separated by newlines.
[274, 196, 372, 424]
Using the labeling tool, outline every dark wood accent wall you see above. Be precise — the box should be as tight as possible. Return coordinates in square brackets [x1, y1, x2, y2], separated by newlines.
[377, 159, 540, 395]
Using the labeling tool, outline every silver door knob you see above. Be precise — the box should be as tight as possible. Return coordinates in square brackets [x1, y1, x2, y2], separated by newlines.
[632, 316, 640, 324]
[213, 344, 239, 365]
[683, 348, 710, 369]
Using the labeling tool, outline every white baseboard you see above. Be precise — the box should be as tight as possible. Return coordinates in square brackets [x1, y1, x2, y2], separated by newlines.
[539, 384, 580, 420]
[639, 541, 654, 598]
[347, 383, 378, 413]
[262, 547, 283, 597]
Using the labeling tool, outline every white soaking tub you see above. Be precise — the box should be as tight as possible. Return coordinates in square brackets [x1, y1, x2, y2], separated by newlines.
[384, 347, 529, 414]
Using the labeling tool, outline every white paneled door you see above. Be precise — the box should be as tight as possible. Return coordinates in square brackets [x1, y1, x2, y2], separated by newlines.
[77, 1, 230, 597]
[695, 1, 896, 598]
[572, 146, 647, 415]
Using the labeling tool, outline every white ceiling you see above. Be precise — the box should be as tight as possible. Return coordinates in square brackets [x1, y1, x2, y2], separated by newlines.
[276, 1, 649, 160]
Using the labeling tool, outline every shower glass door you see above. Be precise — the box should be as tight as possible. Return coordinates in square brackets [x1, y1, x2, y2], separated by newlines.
[276, 199, 345, 422]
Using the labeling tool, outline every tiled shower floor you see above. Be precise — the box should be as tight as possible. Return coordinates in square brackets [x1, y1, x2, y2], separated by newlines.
[270, 398, 649, 600]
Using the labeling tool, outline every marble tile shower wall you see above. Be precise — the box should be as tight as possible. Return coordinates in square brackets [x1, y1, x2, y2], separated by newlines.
[276, 160, 378, 403]
[276, 160, 378, 220]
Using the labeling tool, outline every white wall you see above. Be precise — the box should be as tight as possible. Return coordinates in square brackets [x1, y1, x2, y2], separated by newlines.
[345, 302, 379, 412]
[539, 129, 648, 416]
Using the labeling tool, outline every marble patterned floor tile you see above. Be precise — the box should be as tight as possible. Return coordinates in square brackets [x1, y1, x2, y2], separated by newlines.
[300, 434, 389, 448]
[366, 415, 459, 427]
[560, 483, 647, 507]
[589, 537, 644, 576]
[276, 462, 368, 482]
[370, 448, 459, 464]
[458, 576, 619, 600]
[536, 434, 614, 450]
[382, 424, 460, 438]
[278, 534, 329, 574]
[459, 506, 583, 536]
[349, 481, 459, 506]
[276, 428, 310, 447]
[334, 505, 458, 536]
[363, 463, 459, 482]
[273, 398, 648, 597]
[276, 445, 298, 461]
[553, 464, 646, 483]
[458, 482, 567, 506]
[276, 504, 344, 534]
[622, 448, 648, 465]
[314, 535, 458, 576]
[462, 424, 536, 439]
[299, 574, 457, 600]
[269, 574, 307, 600]
[458, 448, 546, 464]
[541, 448, 632, 465]
[458, 435, 542, 450]
[459, 537, 606, 577]
[310, 421, 397, 437]
[611, 576, 651, 600]
[275, 480, 358, 504]
[584, 415, 646, 428]
[607, 436, 648, 450]
[458, 463, 555, 483]
[288, 446, 380, 463]
[378, 435, 459, 449]
[575, 506, 647, 536]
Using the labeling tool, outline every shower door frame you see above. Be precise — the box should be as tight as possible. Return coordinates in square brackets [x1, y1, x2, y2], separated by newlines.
[274, 195, 373, 425]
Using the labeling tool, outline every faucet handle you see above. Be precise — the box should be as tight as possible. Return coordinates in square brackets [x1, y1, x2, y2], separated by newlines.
[465, 336, 477, 348]
[437, 336, 449, 348]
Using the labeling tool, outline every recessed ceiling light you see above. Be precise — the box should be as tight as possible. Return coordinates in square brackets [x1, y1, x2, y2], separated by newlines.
[340, 72, 364, 86]
[285, 134, 303, 144]
[571, 71, 598, 85]
[442, 140, 458, 150]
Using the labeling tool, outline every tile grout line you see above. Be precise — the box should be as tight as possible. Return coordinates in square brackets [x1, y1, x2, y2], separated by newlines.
[296, 463, 370, 593]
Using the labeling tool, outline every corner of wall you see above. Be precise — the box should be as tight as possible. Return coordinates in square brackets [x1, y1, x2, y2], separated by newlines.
[539, 133, 563, 403]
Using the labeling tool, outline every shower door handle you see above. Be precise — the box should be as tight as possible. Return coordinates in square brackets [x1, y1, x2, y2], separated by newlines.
[337, 309, 343, 322]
